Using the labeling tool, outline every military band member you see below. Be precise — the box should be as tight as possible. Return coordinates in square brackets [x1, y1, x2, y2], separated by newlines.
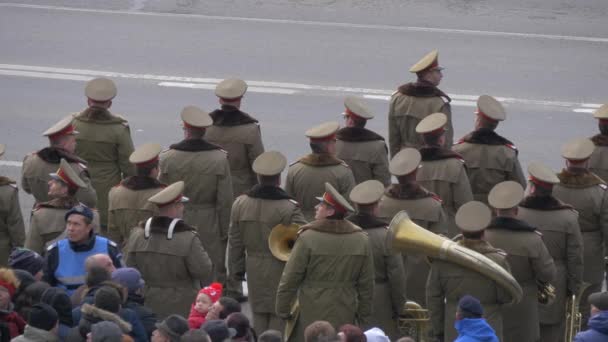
[159, 106, 233, 285]
[228, 151, 307, 335]
[552, 138, 608, 329]
[388, 50, 452, 155]
[27, 159, 100, 254]
[378, 147, 447, 307]
[589, 104, 608, 182]
[0, 144, 25, 266]
[517, 162, 584, 342]
[286, 122, 356, 221]
[347, 180, 406, 339]
[336, 96, 390, 186]
[206, 78, 265, 198]
[276, 183, 374, 342]
[415, 113, 473, 237]
[452, 95, 526, 203]
[72, 78, 135, 233]
[125, 181, 213, 319]
[21, 116, 97, 207]
[107, 143, 166, 248]
[427, 201, 511, 342]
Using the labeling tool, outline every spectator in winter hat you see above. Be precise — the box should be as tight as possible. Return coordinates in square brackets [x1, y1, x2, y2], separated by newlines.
[153, 315, 190, 342]
[88, 321, 123, 342]
[205, 297, 241, 321]
[12, 303, 59, 342]
[258, 330, 282, 342]
[201, 320, 237, 342]
[112, 268, 157, 339]
[8, 248, 44, 281]
[304, 321, 337, 342]
[41, 287, 74, 341]
[338, 324, 366, 342]
[0, 268, 25, 338]
[226, 312, 255, 342]
[188, 283, 223, 329]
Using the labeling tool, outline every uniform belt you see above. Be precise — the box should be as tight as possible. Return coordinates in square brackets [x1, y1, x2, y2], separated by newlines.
[302, 280, 356, 288]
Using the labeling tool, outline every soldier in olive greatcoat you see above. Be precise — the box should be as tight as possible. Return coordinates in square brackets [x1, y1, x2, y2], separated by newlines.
[0, 144, 24, 266]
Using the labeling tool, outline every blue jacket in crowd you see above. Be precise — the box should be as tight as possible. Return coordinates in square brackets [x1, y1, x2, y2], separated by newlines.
[454, 318, 499, 342]
[574, 311, 608, 342]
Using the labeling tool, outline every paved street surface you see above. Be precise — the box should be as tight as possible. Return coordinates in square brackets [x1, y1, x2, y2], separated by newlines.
[1, 0, 608, 310]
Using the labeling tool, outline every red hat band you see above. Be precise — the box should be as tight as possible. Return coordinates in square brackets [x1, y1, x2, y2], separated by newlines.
[183, 121, 206, 131]
[344, 108, 365, 121]
[600, 119, 608, 125]
[219, 96, 243, 102]
[135, 156, 159, 168]
[49, 124, 75, 140]
[529, 176, 553, 189]
[310, 134, 337, 143]
[322, 192, 346, 213]
[476, 109, 498, 122]
[158, 194, 183, 208]
[56, 168, 79, 189]
[423, 127, 445, 137]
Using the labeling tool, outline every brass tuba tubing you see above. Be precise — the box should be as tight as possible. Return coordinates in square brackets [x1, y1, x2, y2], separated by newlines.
[388, 211, 523, 305]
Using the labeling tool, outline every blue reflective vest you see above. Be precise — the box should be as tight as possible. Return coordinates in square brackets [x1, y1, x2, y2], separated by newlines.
[55, 236, 109, 295]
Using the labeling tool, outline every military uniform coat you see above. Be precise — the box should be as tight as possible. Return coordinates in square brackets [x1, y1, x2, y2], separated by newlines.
[21, 147, 97, 207]
[125, 216, 212, 319]
[427, 238, 511, 342]
[335, 127, 391, 186]
[27, 196, 100, 255]
[285, 154, 356, 221]
[206, 106, 264, 198]
[159, 138, 233, 283]
[452, 129, 526, 204]
[72, 108, 135, 228]
[346, 213, 406, 339]
[589, 134, 608, 182]
[388, 81, 452, 156]
[484, 217, 556, 342]
[416, 147, 473, 237]
[276, 219, 374, 342]
[378, 183, 448, 307]
[107, 176, 165, 248]
[228, 185, 306, 331]
[0, 177, 25, 266]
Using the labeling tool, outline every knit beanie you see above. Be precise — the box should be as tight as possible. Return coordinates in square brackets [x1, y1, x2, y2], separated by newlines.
[8, 248, 44, 277]
[91, 321, 123, 342]
[155, 315, 190, 342]
[41, 287, 74, 326]
[94, 286, 122, 313]
[198, 282, 223, 304]
[28, 303, 58, 331]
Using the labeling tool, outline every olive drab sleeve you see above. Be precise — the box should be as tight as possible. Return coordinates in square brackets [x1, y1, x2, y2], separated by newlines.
[388, 98, 401, 158]
[290, 207, 308, 226]
[386, 250, 407, 317]
[426, 263, 445, 338]
[338, 170, 356, 202]
[510, 158, 527, 189]
[452, 168, 474, 211]
[117, 125, 135, 178]
[76, 170, 98, 207]
[106, 209, 122, 247]
[285, 170, 295, 199]
[356, 241, 374, 326]
[217, 162, 234, 242]
[7, 189, 25, 249]
[276, 237, 310, 318]
[440, 103, 453, 148]
[25, 221, 44, 255]
[429, 207, 449, 236]
[186, 234, 213, 281]
[228, 200, 246, 280]
[247, 125, 265, 168]
[533, 238, 557, 284]
[566, 218, 584, 294]
[372, 150, 391, 187]
[600, 191, 608, 259]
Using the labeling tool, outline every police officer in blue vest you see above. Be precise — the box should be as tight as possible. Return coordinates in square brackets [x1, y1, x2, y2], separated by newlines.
[43, 204, 122, 295]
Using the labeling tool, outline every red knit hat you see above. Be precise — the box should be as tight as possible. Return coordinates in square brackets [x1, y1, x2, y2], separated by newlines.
[198, 283, 223, 303]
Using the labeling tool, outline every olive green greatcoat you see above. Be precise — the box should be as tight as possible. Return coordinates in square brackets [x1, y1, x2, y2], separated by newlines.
[335, 127, 391, 186]
[285, 154, 356, 221]
[276, 219, 374, 342]
[377, 184, 448, 307]
[107, 176, 165, 248]
[427, 238, 511, 342]
[72, 108, 135, 229]
[159, 139, 233, 284]
[21, 148, 97, 207]
[228, 185, 307, 334]
[346, 213, 406, 339]
[484, 217, 556, 342]
[452, 130, 526, 204]
[388, 82, 452, 156]
[517, 196, 584, 331]
[589, 135, 608, 182]
[552, 170, 608, 326]
[206, 106, 264, 198]
[0, 177, 25, 266]
[26, 196, 100, 255]
[416, 148, 473, 237]
[125, 216, 212, 319]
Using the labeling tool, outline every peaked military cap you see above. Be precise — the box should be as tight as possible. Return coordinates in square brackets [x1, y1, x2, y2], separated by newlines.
[252, 151, 287, 176]
[409, 50, 443, 73]
[561, 138, 595, 161]
[215, 78, 248, 100]
[528, 162, 559, 186]
[488, 181, 524, 209]
[593, 104, 608, 119]
[389, 148, 421, 176]
[148, 181, 189, 207]
[0, 144, 4, 158]
[181, 106, 213, 129]
[477, 95, 506, 122]
[43, 116, 78, 138]
[305, 122, 340, 141]
[589, 291, 608, 310]
[85, 78, 117, 102]
[350, 180, 385, 205]
[416, 113, 447, 135]
[130, 143, 162, 166]
[343, 96, 374, 120]
[456, 201, 491, 232]
[316, 182, 354, 213]
[50, 159, 86, 189]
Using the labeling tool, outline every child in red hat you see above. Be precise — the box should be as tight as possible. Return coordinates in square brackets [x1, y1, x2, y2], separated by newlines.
[188, 283, 223, 329]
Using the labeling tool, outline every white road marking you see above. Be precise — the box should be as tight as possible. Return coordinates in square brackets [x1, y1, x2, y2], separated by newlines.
[1, 3, 607, 43]
[157, 82, 299, 95]
[573, 108, 596, 114]
[0, 161, 23, 167]
[0, 69, 92, 82]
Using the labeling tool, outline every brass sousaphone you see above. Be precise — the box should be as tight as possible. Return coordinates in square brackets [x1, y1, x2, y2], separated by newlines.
[389, 211, 523, 305]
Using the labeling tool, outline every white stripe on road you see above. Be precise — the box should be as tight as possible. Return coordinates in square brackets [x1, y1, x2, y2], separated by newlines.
[573, 108, 597, 114]
[0, 161, 23, 167]
[0, 69, 93, 82]
[158, 82, 299, 95]
[1, 3, 607, 43]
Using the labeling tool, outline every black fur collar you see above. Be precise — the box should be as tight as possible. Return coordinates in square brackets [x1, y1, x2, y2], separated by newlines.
[385, 183, 434, 200]
[460, 129, 514, 146]
[487, 216, 537, 232]
[299, 218, 362, 235]
[557, 169, 605, 189]
[36, 196, 79, 209]
[420, 147, 463, 162]
[37, 147, 86, 164]
[297, 153, 344, 167]
[169, 139, 222, 152]
[397, 80, 451, 102]
[346, 213, 387, 229]
[336, 127, 385, 142]
[120, 176, 165, 191]
[591, 134, 608, 147]
[519, 195, 573, 211]
[210, 105, 258, 126]
[246, 185, 292, 200]
[139, 216, 195, 235]
[0, 177, 15, 186]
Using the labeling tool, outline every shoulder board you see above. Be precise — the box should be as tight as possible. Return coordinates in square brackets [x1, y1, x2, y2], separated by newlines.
[341, 161, 351, 168]
[534, 230, 543, 237]
[8, 183, 17, 189]
[78, 162, 87, 170]
[70, 112, 79, 119]
[453, 140, 464, 146]
[391, 90, 399, 96]
[288, 199, 300, 207]
[220, 149, 228, 154]
[47, 242, 58, 252]
[431, 194, 443, 203]
[599, 184, 607, 190]
[160, 148, 170, 154]
[458, 157, 466, 163]
[289, 160, 300, 167]
[121, 122, 129, 128]
[495, 249, 507, 257]
[108, 240, 118, 247]
[506, 144, 518, 151]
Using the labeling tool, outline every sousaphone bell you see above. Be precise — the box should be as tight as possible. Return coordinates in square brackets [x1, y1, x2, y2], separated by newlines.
[268, 223, 301, 262]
